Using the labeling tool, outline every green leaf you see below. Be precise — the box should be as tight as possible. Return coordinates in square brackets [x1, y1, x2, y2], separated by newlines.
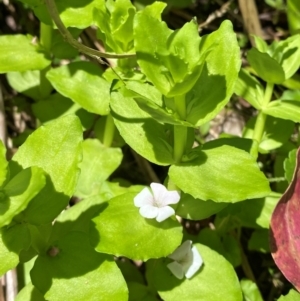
[248, 229, 270, 253]
[94, 0, 136, 53]
[226, 192, 281, 229]
[186, 20, 240, 126]
[252, 35, 269, 53]
[33, 0, 106, 29]
[75, 139, 122, 198]
[263, 99, 300, 122]
[202, 137, 253, 153]
[111, 91, 174, 165]
[32, 93, 94, 130]
[175, 193, 227, 220]
[272, 34, 300, 79]
[281, 89, 300, 101]
[133, 4, 172, 96]
[91, 192, 183, 260]
[146, 244, 243, 301]
[122, 83, 193, 127]
[234, 68, 264, 110]
[96, 180, 145, 200]
[0, 35, 50, 73]
[12, 115, 82, 196]
[287, 0, 300, 35]
[0, 167, 46, 227]
[46, 61, 110, 115]
[49, 195, 107, 243]
[240, 279, 264, 301]
[0, 223, 31, 276]
[169, 145, 270, 202]
[0, 140, 8, 187]
[278, 289, 300, 300]
[134, 4, 204, 97]
[284, 148, 297, 183]
[15, 283, 46, 301]
[247, 48, 285, 83]
[31, 231, 128, 301]
[243, 116, 295, 153]
[17, 176, 70, 225]
[6, 70, 52, 101]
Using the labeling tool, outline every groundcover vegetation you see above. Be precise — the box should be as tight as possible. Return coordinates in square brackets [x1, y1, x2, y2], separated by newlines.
[1, 0, 300, 300]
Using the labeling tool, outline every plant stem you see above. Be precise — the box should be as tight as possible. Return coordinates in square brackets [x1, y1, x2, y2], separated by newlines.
[44, 0, 135, 60]
[250, 82, 274, 159]
[173, 94, 187, 163]
[40, 22, 52, 52]
[103, 114, 115, 148]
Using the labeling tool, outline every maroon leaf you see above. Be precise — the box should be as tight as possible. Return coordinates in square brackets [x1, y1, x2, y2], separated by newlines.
[270, 147, 300, 292]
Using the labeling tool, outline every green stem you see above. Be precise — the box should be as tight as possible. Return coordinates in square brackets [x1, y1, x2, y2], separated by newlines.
[44, 0, 135, 60]
[40, 22, 53, 52]
[103, 114, 115, 147]
[250, 82, 274, 159]
[173, 94, 187, 163]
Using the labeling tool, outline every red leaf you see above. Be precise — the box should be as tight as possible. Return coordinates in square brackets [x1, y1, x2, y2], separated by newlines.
[270, 147, 300, 292]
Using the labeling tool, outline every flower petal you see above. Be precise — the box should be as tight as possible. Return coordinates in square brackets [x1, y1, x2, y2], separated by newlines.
[134, 187, 153, 207]
[168, 240, 192, 261]
[167, 261, 184, 279]
[156, 206, 175, 222]
[150, 183, 169, 205]
[185, 246, 203, 279]
[139, 204, 159, 219]
[162, 190, 181, 205]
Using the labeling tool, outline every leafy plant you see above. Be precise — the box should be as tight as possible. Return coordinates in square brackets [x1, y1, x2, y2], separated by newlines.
[1, 0, 300, 300]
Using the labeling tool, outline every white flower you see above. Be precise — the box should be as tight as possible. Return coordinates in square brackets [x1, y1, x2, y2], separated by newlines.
[134, 183, 180, 222]
[167, 240, 203, 279]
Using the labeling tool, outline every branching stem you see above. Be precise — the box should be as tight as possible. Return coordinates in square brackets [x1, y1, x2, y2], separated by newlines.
[250, 82, 274, 159]
[44, 0, 135, 60]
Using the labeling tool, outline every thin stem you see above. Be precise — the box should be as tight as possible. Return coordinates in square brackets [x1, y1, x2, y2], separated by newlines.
[240, 243, 257, 283]
[174, 94, 186, 120]
[173, 94, 187, 163]
[102, 114, 115, 147]
[250, 82, 274, 159]
[44, 0, 135, 60]
[40, 22, 52, 52]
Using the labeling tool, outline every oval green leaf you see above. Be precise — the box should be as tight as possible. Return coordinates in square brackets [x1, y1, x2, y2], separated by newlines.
[46, 61, 110, 115]
[12, 115, 82, 196]
[247, 48, 285, 84]
[0, 35, 50, 73]
[0, 167, 46, 227]
[91, 192, 183, 260]
[111, 91, 174, 165]
[31, 231, 128, 301]
[146, 244, 243, 301]
[169, 145, 270, 202]
[175, 193, 227, 220]
[75, 139, 123, 198]
[187, 20, 241, 126]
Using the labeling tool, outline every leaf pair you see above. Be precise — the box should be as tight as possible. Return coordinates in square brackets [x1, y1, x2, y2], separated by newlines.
[247, 34, 300, 84]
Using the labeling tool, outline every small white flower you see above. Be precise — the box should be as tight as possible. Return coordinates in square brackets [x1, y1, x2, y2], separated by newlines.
[167, 240, 203, 279]
[134, 183, 180, 222]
